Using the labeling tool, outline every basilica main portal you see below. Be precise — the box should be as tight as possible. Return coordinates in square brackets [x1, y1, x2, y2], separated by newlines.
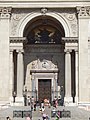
[11, 13, 77, 106]
[23, 15, 65, 102]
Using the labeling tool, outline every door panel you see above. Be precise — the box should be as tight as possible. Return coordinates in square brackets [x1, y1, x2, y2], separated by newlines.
[38, 79, 51, 102]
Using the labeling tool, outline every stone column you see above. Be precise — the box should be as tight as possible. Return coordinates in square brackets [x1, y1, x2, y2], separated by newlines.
[75, 50, 79, 104]
[77, 6, 90, 103]
[9, 50, 14, 97]
[53, 73, 56, 98]
[64, 49, 73, 105]
[31, 73, 35, 97]
[51, 78, 54, 101]
[16, 50, 24, 105]
[54, 73, 58, 97]
[0, 7, 12, 101]
[17, 50, 24, 97]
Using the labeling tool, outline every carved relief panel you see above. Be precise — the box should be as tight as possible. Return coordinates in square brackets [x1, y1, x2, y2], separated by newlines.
[10, 8, 78, 37]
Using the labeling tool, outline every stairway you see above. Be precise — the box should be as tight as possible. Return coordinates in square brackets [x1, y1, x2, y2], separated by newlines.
[32, 106, 90, 120]
[0, 106, 90, 120]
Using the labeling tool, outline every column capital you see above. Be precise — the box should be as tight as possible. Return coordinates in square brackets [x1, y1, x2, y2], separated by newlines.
[16, 49, 24, 53]
[74, 49, 78, 53]
[10, 49, 14, 53]
[0, 7, 12, 19]
[64, 49, 72, 53]
[77, 6, 90, 18]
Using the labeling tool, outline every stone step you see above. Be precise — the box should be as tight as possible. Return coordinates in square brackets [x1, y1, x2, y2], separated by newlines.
[0, 106, 90, 120]
[32, 106, 90, 120]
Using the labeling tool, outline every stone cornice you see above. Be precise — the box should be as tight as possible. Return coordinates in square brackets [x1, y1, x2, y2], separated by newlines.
[25, 44, 64, 53]
[10, 37, 27, 43]
[30, 69, 58, 73]
[62, 37, 78, 43]
[64, 49, 72, 53]
[25, 44, 64, 49]
[0, 7, 12, 14]
[0, 1, 90, 8]
[10, 37, 90, 43]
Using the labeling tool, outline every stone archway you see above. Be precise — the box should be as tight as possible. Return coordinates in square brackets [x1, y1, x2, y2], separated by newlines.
[23, 15, 65, 44]
[17, 10, 70, 37]
[22, 11, 66, 103]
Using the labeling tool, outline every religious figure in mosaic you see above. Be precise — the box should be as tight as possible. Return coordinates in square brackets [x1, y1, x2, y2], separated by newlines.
[38, 28, 51, 43]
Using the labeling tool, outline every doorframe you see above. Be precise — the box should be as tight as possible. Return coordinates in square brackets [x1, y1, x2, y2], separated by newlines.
[31, 69, 58, 101]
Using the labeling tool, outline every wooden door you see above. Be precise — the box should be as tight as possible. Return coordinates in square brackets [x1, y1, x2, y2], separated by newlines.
[38, 79, 51, 102]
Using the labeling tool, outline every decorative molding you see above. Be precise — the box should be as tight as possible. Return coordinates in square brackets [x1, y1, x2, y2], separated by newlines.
[10, 8, 77, 37]
[30, 69, 58, 73]
[0, 7, 12, 18]
[77, 6, 90, 17]
[13, 14, 22, 21]
[64, 49, 72, 53]
[61, 9, 77, 37]
[62, 37, 78, 43]
[10, 37, 27, 43]
[11, 9, 29, 36]
[30, 58, 58, 72]
[62, 37, 90, 43]
[25, 44, 64, 53]
[0, 1, 90, 8]
[40, 8, 48, 15]
[11, 13, 24, 36]
[16, 49, 24, 53]
[74, 49, 78, 52]
[66, 13, 75, 21]
[71, 24, 77, 36]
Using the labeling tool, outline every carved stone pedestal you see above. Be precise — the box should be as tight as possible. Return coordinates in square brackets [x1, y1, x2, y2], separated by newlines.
[14, 97, 24, 106]
[64, 97, 73, 106]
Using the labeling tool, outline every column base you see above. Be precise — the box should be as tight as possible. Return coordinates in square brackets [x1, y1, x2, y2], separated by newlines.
[9, 96, 14, 106]
[75, 97, 78, 105]
[9, 96, 24, 106]
[64, 96, 73, 106]
[14, 97, 24, 106]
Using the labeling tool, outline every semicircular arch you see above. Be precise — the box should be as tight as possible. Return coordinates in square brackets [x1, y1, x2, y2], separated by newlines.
[17, 12, 70, 37]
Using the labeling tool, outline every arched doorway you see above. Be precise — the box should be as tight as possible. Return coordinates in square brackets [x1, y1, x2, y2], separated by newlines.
[23, 15, 65, 103]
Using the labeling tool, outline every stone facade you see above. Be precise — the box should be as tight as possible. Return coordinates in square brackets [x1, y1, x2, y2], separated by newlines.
[0, 0, 90, 107]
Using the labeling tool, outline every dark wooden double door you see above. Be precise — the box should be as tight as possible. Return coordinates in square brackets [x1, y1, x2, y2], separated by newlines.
[38, 79, 51, 102]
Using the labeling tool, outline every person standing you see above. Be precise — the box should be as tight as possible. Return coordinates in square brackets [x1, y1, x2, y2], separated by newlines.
[27, 96, 31, 106]
[6, 116, 11, 120]
[31, 96, 35, 111]
[46, 113, 50, 120]
[42, 112, 47, 120]
[26, 116, 31, 120]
